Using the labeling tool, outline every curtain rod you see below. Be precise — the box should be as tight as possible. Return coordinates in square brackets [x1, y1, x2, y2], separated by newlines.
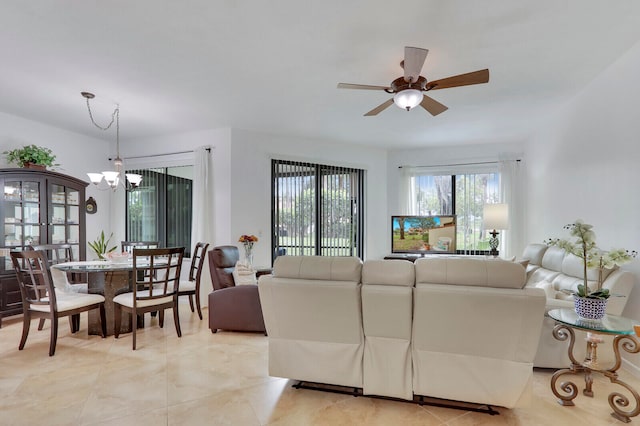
[109, 147, 212, 161]
[398, 159, 520, 169]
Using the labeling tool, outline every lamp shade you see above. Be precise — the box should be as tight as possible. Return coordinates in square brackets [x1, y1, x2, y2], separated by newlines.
[87, 173, 104, 184]
[483, 203, 509, 230]
[126, 173, 142, 187]
[394, 89, 423, 110]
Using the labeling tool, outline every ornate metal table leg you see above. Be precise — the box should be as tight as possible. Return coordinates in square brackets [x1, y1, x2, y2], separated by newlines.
[551, 368, 580, 406]
[551, 324, 583, 406]
[605, 335, 640, 423]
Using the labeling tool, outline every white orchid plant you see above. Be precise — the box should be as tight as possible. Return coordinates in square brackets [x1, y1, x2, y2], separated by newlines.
[545, 220, 636, 299]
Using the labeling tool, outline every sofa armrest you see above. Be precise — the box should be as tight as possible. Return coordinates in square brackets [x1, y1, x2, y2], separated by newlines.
[208, 285, 265, 332]
[602, 269, 635, 316]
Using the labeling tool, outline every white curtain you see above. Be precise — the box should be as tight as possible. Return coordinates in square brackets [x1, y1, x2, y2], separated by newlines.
[399, 167, 417, 215]
[499, 157, 524, 259]
[191, 146, 214, 307]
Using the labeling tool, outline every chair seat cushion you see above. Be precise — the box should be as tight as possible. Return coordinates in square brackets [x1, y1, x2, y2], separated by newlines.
[113, 291, 174, 308]
[31, 292, 105, 313]
[179, 280, 196, 292]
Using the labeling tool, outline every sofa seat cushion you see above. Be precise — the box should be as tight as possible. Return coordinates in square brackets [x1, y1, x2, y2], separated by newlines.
[415, 257, 526, 289]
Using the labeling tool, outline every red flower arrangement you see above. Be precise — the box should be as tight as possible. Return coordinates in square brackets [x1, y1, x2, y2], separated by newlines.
[238, 234, 258, 244]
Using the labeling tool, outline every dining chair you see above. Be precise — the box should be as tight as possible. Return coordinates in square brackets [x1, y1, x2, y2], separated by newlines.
[112, 247, 184, 350]
[29, 243, 88, 292]
[29, 243, 88, 332]
[179, 242, 210, 320]
[10, 250, 106, 356]
[121, 241, 160, 254]
[122, 241, 160, 284]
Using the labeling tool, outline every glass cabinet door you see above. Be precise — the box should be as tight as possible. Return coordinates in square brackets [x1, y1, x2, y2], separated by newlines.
[2, 179, 44, 271]
[49, 184, 81, 260]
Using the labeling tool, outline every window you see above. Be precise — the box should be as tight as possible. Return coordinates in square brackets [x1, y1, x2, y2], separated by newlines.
[272, 159, 365, 260]
[407, 168, 500, 253]
[126, 166, 193, 256]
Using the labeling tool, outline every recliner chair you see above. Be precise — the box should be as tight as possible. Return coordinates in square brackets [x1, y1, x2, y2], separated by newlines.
[208, 245, 266, 334]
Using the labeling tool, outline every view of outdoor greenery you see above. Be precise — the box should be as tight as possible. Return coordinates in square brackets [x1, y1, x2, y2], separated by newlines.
[412, 172, 499, 252]
[273, 160, 363, 258]
[126, 166, 193, 256]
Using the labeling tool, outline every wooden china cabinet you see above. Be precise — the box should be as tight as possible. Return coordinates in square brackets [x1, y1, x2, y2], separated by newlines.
[0, 168, 87, 327]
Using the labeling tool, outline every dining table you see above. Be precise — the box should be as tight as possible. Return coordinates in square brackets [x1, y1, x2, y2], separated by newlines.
[52, 260, 141, 336]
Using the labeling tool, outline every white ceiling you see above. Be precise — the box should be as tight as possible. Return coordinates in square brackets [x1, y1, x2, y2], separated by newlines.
[1, 1, 640, 149]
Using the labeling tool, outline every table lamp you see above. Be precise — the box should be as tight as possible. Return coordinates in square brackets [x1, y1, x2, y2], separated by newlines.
[483, 203, 509, 257]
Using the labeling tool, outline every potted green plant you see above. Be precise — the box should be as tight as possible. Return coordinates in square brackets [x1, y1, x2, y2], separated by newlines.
[3, 144, 58, 170]
[88, 231, 117, 260]
[546, 220, 636, 319]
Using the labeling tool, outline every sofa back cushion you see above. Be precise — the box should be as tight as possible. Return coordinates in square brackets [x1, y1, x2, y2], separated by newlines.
[540, 246, 566, 271]
[273, 255, 362, 282]
[522, 243, 547, 266]
[362, 259, 415, 287]
[361, 259, 414, 400]
[415, 257, 526, 289]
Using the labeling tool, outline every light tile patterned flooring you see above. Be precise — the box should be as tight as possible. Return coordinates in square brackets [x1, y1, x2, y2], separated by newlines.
[1, 303, 639, 425]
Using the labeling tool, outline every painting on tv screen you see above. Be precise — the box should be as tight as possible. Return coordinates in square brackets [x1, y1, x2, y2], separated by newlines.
[391, 215, 457, 254]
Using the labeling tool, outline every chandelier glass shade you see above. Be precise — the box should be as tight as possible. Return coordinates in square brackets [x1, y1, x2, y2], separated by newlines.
[394, 89, 424, 111]
[81, 92, 142, 191]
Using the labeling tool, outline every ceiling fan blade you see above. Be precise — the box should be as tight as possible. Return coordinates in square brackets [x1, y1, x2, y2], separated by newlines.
[364, 99, 394, 116]
[337, 83, 390, 91]
[426, 69, 490, 90]
[420, 95, 448, 116]
[404, 46, 428, 83]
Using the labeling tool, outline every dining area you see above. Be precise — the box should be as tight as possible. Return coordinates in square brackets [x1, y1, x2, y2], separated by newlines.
[7, 240, 210, 355]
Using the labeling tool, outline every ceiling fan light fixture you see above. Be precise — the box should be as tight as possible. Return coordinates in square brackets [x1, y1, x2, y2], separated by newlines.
[394, 89, 423, 111]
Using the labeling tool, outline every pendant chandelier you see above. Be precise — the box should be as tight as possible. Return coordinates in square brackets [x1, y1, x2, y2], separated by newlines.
[81, 91, 142, 191]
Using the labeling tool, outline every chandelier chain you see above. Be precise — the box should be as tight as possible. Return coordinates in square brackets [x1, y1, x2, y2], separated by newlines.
[85, 97, 121, 155]
[85, 97, 119, 132]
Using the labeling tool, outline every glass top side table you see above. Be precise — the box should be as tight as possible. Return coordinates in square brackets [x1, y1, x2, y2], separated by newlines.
[548, 308, 640, 423]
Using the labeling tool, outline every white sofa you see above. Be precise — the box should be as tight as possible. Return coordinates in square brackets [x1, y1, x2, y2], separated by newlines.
[257, 256, 364, 388]
[259, 255, 546, 409]
[522, 243, 635, 368]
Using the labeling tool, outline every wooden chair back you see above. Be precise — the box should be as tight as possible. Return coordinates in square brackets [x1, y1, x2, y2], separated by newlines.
[188, 242, 210, 283]
[29, 243, 75, 265]
[121, 241, 160, 254]
[132, 247, 184, 301]
[11, 250, 56, 311]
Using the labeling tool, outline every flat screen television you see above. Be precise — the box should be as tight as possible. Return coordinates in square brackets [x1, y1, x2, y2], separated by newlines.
[391, 215, 457, 254]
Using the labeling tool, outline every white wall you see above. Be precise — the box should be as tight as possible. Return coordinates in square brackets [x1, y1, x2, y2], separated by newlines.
[0, 111, 112, 257]
[115, 127, 232, 246]
[525, 40, 640, 370]
[229, 129, 389, 265]
[126, 128, 387, 307]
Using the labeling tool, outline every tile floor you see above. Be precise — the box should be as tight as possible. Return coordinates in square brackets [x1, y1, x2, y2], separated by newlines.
[1, 304, 639, 425]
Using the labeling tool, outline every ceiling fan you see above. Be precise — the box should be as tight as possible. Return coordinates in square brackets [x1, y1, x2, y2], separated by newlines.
[337, 46, 489, 117]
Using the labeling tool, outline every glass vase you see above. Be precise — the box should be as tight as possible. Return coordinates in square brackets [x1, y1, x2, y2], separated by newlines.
[244, 245, 254, 269]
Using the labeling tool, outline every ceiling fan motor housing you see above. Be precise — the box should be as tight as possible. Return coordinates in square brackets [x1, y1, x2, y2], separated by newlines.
[388, 76, 428, 93]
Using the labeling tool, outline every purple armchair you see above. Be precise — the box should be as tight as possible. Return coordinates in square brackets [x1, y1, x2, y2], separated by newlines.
[208, 245, 266, 334]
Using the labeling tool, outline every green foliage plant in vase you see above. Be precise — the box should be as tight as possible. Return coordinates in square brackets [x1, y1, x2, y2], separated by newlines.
[88, 231, 117, 260]
[3, 144, 58, 170]
[546, 220, 636, 319]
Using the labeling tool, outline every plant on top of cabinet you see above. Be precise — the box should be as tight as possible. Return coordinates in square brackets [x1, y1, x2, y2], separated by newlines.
[3, 144, 58, 169]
